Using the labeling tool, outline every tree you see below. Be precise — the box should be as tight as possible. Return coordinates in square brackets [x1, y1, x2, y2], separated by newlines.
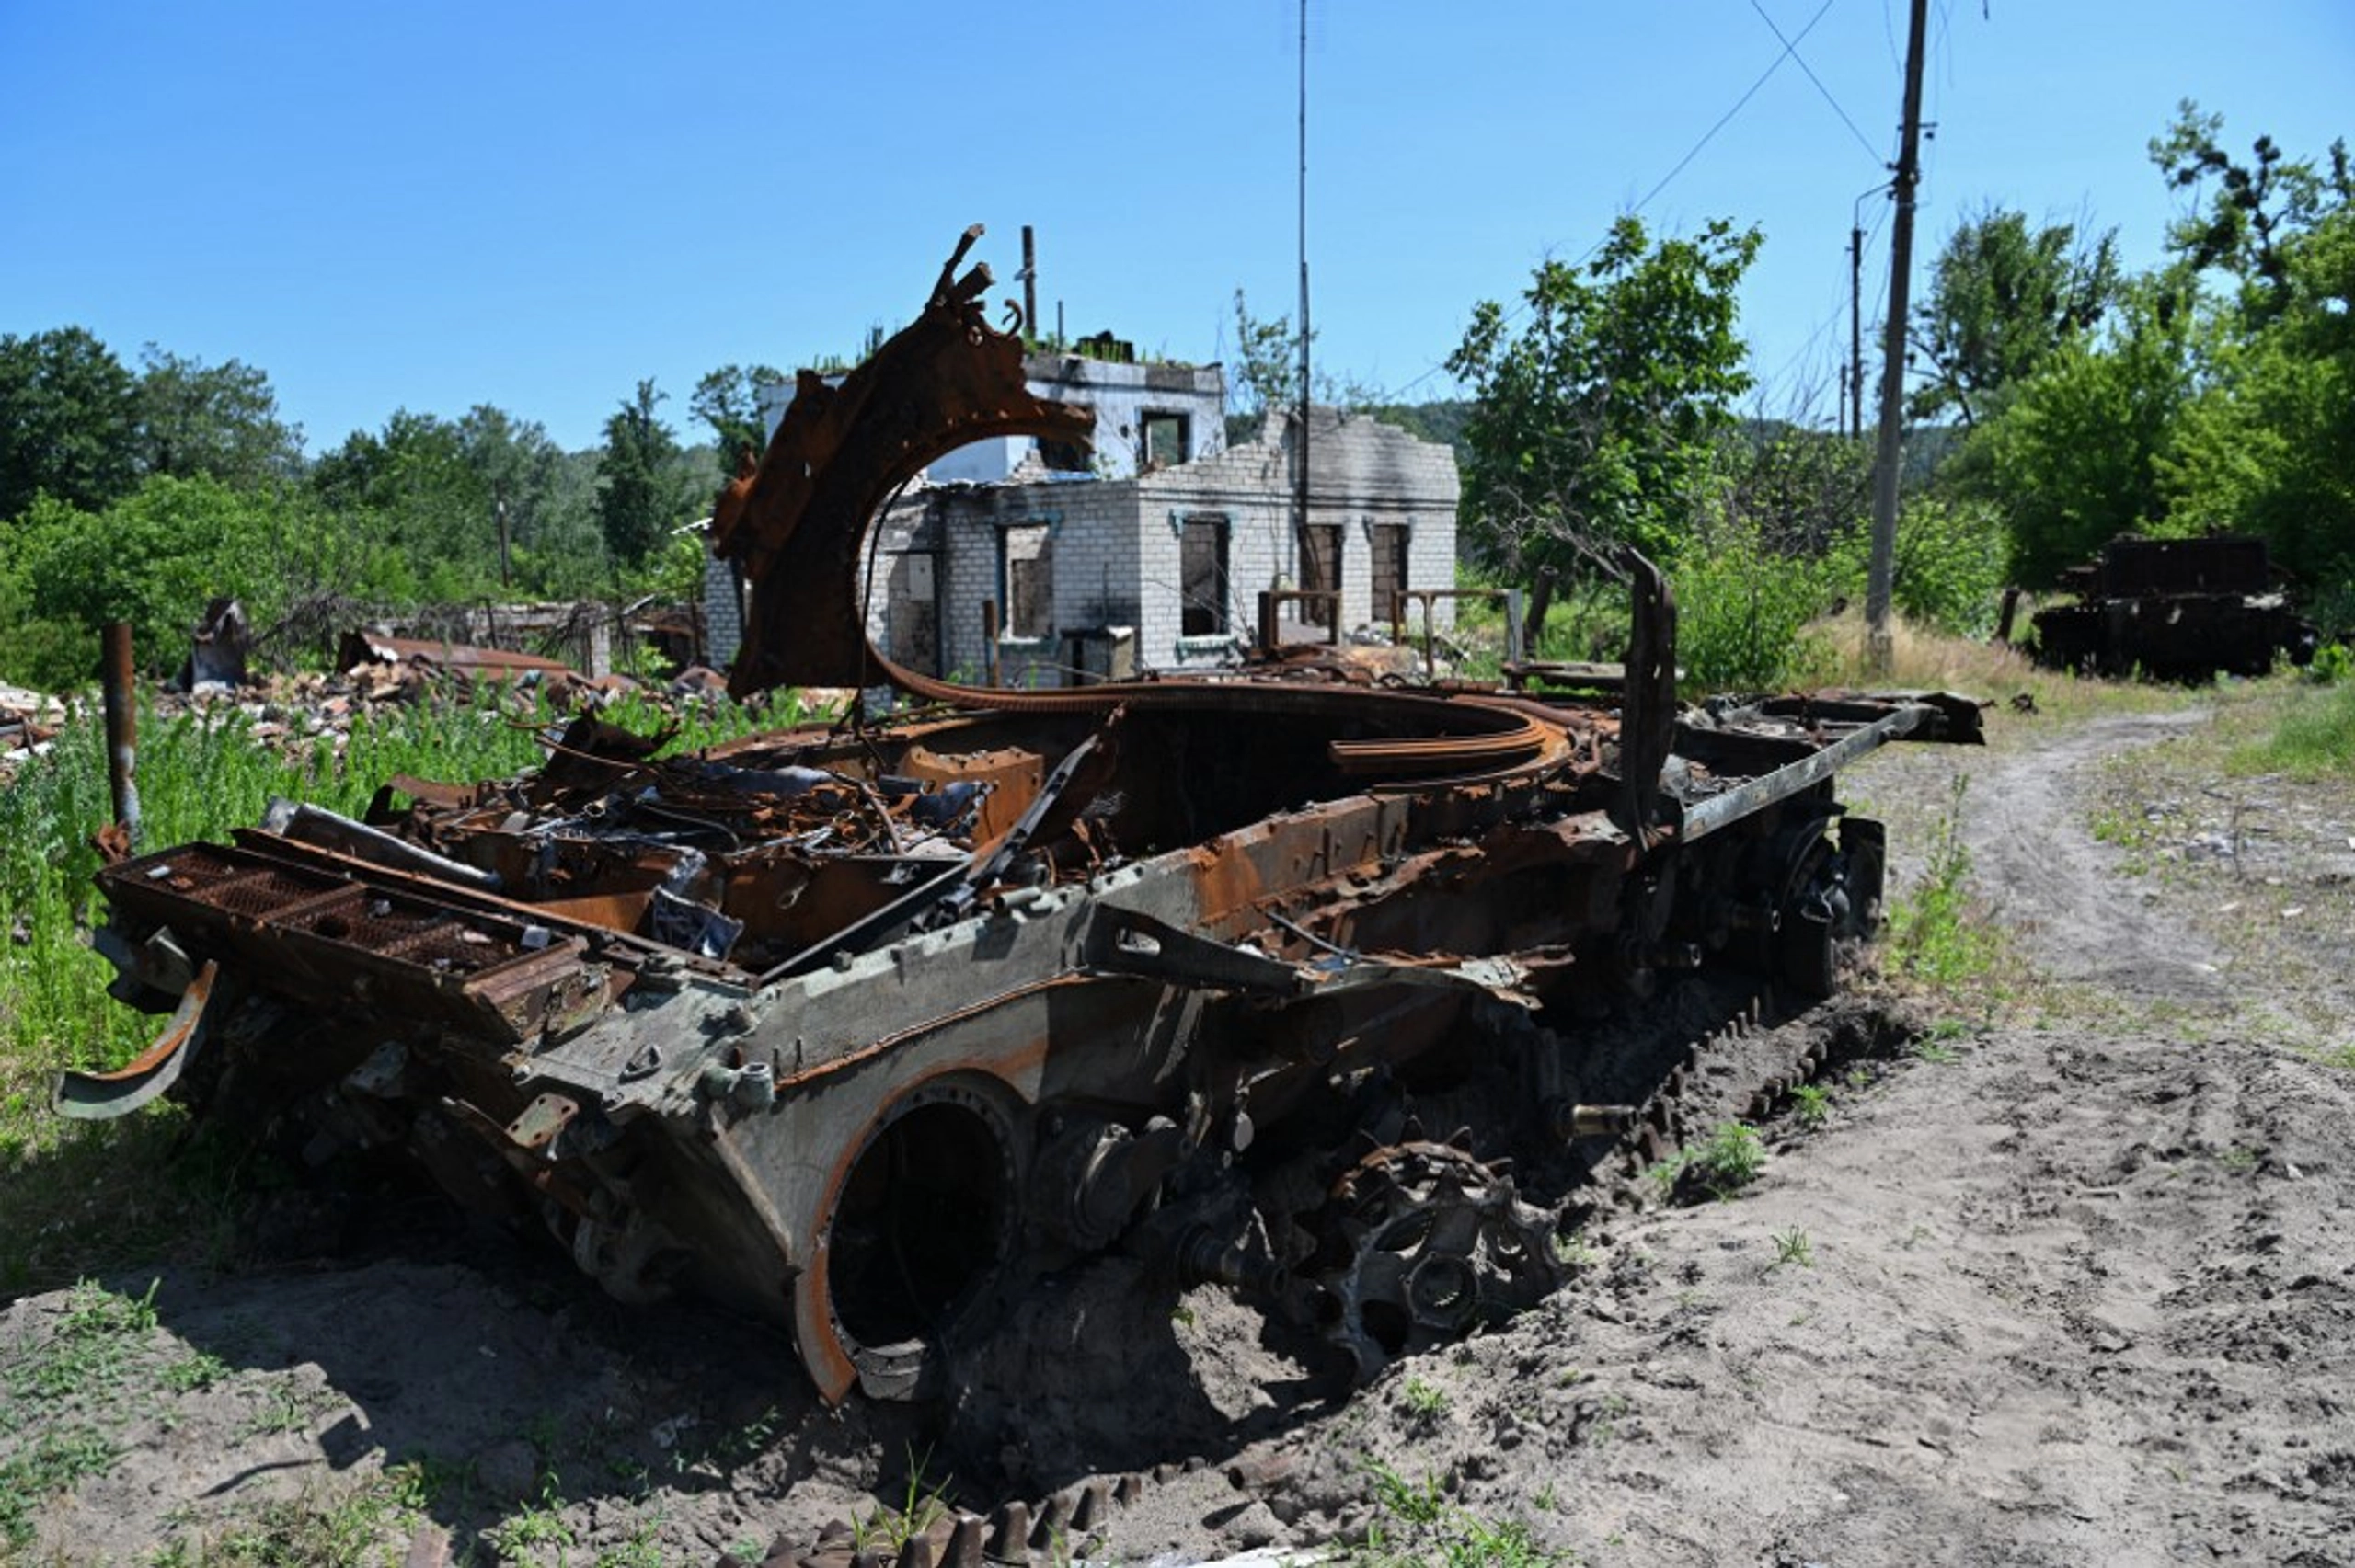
[0, 326, 141, 520]
[1974, 279, 2202, 587]
[2163, 203, 2355, 589]
[134, 346, 304, 488]
[2145, 108, 2353, 595]
[596, 380, 685, 568]
[1717, 422, 1872, 556]
[1447, 216, 1761, 636]
[454, 403, 580, 586]
[1908, 207, 2121, 428]
[311, 410, 486, 597]
[1223, 289, 1389, 445]
[2153, 99, 2352, 320]
[1228, 289, 1311, 422]
[309, 404, 603, 600]
[690, 364, 783, 468]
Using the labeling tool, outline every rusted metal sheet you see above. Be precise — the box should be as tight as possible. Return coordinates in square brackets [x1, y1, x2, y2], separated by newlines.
[712, 224, 1096, 699]
[70, 232, 1983, 1410]
[339, 629, 575, 679]
[56, 959, 220, 1119]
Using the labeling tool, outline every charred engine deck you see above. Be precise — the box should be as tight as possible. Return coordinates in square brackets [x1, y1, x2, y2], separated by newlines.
[65, 230, 1982, 1406]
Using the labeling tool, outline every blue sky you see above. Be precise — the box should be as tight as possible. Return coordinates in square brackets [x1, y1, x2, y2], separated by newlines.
[3, 2, 2348, 456]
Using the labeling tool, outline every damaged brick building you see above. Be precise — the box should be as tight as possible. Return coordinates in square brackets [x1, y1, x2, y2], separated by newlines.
[705, 351, 1459, 687]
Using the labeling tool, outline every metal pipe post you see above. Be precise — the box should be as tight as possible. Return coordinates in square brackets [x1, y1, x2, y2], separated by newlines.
[101, 621, 141, 846]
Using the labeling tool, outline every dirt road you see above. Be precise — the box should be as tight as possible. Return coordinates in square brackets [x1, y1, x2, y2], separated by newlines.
[4, 703, 2350, 1565]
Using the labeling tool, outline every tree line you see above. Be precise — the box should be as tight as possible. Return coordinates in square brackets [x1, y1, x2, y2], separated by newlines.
[0, 335, 782, 688]
[6, 102, 2346, 695]
[1442, 102, 2351, 676]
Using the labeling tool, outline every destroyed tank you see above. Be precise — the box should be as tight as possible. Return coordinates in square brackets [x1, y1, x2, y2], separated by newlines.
[63, 230, 1980, 1403]
[2028, 534, 2320, 681]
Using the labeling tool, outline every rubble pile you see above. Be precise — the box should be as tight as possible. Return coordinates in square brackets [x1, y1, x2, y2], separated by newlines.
[0, 643, 804, 789]
[1, 682, 67, 784]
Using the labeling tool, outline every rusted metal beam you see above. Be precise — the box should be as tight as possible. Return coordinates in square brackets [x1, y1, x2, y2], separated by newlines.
[338, 630, 573, 678]
[1679, 704, 1923, 842]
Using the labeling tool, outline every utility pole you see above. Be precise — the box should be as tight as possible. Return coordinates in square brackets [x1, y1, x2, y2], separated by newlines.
[1849, 223, 1865, 441]
[496, 485, 511, 589]
[1865, 0, 1928, 673]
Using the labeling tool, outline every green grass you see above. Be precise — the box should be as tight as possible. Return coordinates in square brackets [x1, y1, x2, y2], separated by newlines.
[481, 1471, 578, 1558]
[1885, 774, 2005, 989]
[149, 1473, 416, 1567]
[0, 1424, 122, 1547]
[2230, 672, 2355, 779]
[0, 1278, 163, 1546]
[6, 1278, 160, 1405]
[1363, 1461, 1450, 1528]
[1401, 1376, 1449, 1419]
[851, 1448, 954, 1557]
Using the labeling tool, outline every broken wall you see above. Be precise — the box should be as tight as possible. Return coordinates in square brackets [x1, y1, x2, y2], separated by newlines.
[702, 405, 1461, 689]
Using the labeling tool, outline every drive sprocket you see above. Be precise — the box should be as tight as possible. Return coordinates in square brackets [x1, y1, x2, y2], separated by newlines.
[1313, 1140, 1566, 1382]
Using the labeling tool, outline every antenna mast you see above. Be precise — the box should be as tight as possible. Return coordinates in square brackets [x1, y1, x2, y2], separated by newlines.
[1295, 0, 1311, 592]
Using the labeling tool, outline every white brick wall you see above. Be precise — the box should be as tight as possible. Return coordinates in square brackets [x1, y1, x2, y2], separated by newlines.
[702, 551, 743, 669]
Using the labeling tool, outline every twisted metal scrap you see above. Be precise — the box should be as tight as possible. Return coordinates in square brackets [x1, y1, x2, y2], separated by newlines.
[712, 226, 1096, 701]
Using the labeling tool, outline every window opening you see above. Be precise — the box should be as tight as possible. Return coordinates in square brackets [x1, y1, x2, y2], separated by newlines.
[1179, 515, 1231, 635]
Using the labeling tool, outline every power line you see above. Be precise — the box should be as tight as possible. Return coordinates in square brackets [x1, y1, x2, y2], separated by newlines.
[1764, 290, 1850, 395]
[1627, 0, 1843, 215]
[1745, 0, 1887, 166]
[1375, 0, 1840, 406]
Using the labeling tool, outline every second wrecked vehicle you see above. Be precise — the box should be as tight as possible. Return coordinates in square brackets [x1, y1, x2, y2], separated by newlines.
[2029, 534, 2321, 681]
[67, 232, 1979, 1403]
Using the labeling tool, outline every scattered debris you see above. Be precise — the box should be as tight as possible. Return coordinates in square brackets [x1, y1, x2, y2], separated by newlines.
[0, 681, 65, 783]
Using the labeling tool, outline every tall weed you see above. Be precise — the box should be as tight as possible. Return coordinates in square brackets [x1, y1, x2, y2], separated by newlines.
[1885, 774, 2002, 986]
[1671, 525, 1837, 693]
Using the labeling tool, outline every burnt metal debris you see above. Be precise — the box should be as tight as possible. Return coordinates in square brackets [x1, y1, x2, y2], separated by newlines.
[65, 231, 1982, 1405]
[2028, 535, 2321, 681]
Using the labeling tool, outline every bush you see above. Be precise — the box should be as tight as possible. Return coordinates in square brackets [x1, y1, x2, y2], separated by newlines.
[6, 476, 363, 686]
[1671, 523, 1837, 693]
